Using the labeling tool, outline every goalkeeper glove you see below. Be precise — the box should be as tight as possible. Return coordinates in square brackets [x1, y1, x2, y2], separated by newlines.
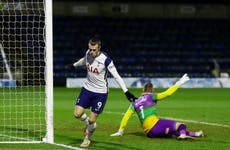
[176, 73, 190, 87]
[110, 130, 124, 136]
[125, 91, 137, 102]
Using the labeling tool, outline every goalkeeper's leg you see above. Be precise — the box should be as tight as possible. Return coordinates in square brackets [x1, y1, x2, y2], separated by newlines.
[146, 120, 193, 139]
[175, 123, 204, 137]
[175, 123, 194, 140]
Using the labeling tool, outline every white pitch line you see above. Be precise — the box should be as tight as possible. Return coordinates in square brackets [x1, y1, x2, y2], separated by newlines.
[52, 143, 84, 150]
[0, 134, 83, 149]
[0, 134, 32, 141]
[104, 111, 230, 129]
[160, 116, 230, 128]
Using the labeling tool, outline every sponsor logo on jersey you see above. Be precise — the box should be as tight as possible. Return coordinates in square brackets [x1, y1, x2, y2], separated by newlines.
[87, 63, 99, 74]
[134, 95, 147, 107]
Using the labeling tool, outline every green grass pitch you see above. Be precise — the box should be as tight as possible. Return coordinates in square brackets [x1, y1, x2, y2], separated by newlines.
[0, 87, 230, 150]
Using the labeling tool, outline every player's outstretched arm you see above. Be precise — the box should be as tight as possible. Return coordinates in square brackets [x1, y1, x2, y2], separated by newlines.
[175, 73, 190, 87]
[157, 73, 190, 100]
[110, 106, 134, 136]
[73, 57, 86, 67]
[110, 130, 124, 137]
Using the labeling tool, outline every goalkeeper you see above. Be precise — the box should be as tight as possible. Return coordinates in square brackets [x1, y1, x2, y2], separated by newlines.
[111, 74, 204, 139]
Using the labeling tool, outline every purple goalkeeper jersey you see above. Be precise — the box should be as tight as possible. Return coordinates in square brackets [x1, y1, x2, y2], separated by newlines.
[132, 93, 156, 111]
[131, 93, 157, 124]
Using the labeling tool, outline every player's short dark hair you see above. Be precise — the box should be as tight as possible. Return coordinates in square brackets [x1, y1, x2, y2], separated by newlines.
[143, 82, 153, 93]
[89, 35, 101, 46]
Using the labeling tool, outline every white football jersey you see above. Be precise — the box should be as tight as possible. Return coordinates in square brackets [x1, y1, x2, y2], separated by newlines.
[79, 50, 128, 93]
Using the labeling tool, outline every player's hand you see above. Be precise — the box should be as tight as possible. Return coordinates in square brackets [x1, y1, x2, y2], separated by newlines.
[125, 91, 137, 102]
[110, 130, 124, 136]
[176, 73, 190, 86]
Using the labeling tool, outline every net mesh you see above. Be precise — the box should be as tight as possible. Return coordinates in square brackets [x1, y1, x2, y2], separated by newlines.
[0, 0, 46, 142]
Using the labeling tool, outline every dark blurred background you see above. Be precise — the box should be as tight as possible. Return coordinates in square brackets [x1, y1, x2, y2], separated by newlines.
[53, 0, 230, 86]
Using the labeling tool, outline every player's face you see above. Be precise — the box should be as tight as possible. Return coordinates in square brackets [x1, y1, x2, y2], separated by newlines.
[88, 43, 100, 58]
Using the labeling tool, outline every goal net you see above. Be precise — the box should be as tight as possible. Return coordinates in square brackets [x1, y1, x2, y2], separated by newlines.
[0, 0, 53, 143]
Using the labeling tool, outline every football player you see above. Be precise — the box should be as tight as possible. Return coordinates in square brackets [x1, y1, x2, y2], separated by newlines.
[111, 74, 204, 139]
[73, 35, 136, 147]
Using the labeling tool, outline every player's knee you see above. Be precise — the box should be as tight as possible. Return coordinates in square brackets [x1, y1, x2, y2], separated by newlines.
[74, 111, 82, 118]
[175, 122, 182, 130]
[88, 112, 98, 124]
[88, 118, 96, 125]
[177, 123, 186, 131]
[74, 105, 84, 118]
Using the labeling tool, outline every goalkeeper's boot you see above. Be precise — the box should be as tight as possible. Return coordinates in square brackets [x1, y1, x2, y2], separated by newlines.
[195, 130, 204, 137]
[80, 138, 91, 147]
[177, 134, 194, 140]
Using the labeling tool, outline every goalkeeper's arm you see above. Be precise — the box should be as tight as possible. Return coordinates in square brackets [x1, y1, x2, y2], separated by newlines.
[110, 105, 135, 136]
[157, 73, 189, 100]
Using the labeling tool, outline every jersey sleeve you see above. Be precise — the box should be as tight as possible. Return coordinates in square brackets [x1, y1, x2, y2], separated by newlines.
[155, 84, 179, 100]
[107, 60, 128, 93]
[73, 57, 86, 67]
[118, 105, 135, 131]
[73, 50, 88, 67]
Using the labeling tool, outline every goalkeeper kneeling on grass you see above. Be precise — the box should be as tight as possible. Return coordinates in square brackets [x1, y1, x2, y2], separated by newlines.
[111, 74, 204, 139]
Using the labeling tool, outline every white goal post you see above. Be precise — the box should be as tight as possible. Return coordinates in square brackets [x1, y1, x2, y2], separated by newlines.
[0, 0, 53, 143]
